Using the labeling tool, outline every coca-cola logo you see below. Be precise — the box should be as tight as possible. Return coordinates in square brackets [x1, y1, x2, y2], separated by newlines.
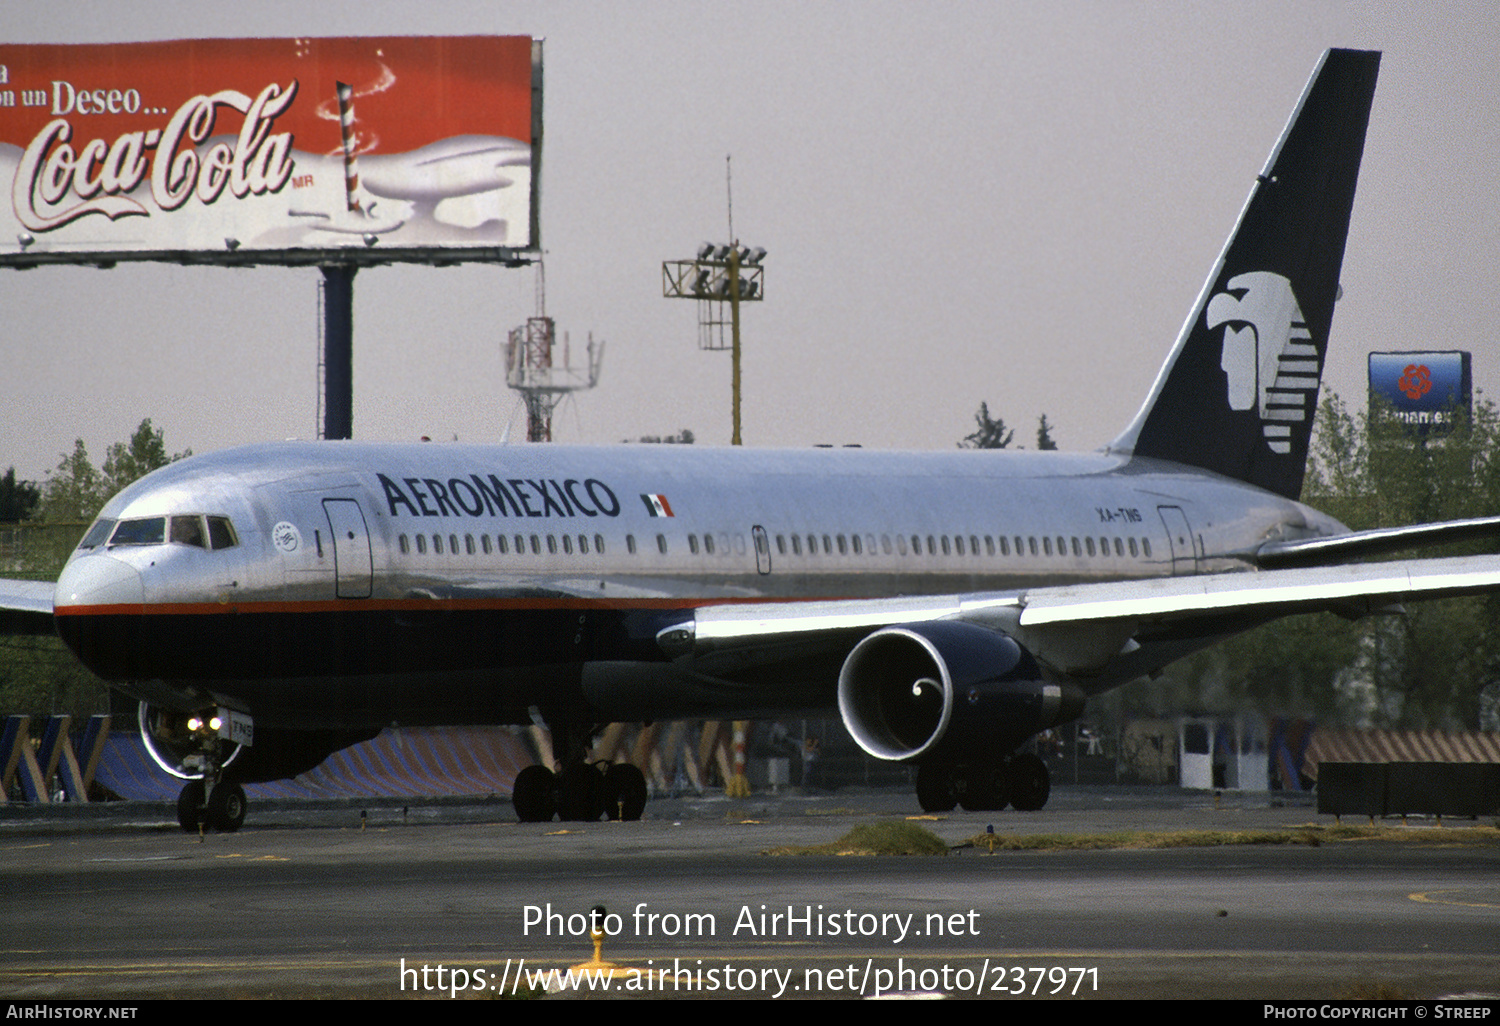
[13, 80, 300, 232]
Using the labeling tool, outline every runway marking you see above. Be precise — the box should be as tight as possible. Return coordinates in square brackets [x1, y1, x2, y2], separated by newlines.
[1409, 889, 1500, 909]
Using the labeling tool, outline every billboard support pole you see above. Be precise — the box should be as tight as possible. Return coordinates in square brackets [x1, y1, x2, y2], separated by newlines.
[321, 264, 356, 441]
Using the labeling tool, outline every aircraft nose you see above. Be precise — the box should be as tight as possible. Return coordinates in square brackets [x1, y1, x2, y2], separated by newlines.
[55, 553, 145, 610]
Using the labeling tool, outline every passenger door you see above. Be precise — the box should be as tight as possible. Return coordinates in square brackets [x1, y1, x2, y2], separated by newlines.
[322, 498, 373, 598]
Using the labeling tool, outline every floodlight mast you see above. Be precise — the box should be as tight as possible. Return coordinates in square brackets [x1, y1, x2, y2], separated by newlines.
[661, 243, 765, 446]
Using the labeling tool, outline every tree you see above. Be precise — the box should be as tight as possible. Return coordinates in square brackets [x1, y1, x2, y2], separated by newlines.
[0, 468, 40, 523]
[1036, 414, 1058, 451]
[101, 418, 190, 498]
[626, 429, 695, 444]
[36, 419, 190, 524]
[37, 439, 106, 523]
[959, 402, 1014, 449]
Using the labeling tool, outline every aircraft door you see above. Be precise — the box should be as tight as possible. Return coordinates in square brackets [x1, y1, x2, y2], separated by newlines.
[1157, 506, 1199, 576]
[322, 498, 373, 598]
[752, 525, 772, 575]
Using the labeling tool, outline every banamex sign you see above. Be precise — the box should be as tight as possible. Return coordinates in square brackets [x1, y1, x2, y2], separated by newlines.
[0, 37, 538, 263]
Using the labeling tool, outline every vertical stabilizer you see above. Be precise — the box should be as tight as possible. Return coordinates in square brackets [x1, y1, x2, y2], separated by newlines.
[1111, 49, 1380, 499]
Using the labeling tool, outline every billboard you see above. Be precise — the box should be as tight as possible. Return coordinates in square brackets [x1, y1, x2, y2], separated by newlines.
[0, 37, 540, 266]
[1368, 350, 1472, 437]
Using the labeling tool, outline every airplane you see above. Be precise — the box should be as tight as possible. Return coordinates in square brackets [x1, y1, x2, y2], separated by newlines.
[5, 47, 1500, 832]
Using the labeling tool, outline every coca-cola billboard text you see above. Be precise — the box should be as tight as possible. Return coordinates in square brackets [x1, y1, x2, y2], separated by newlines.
[0, 36, 540, 265]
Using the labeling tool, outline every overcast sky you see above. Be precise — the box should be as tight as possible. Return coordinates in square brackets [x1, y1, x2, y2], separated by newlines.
[4, 1, 1497, 485]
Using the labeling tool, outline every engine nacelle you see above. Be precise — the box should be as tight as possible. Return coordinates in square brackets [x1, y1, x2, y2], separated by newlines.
[837, 621, 1085, 762]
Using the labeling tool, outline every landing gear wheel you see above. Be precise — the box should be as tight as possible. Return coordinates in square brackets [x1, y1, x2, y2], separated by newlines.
[207, 782, 247, 832]
[176, 780, 205, 832]
[1009, 753, 1051, 811]
[960, 760, 1010, 812]
[602, 764, 648, 822]
[915, 762, 957, 812]
[513, 765, 558, 823]
[556, 763, 605, 822]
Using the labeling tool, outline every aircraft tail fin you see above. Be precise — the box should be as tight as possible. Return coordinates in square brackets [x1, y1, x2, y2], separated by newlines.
[1110, 48, 1380, 499]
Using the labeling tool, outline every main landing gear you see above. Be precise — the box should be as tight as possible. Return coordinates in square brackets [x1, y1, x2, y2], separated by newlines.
[513, 716, 648, 823]
[513, 762, 648, 823]
[915, 752, 1050, 812]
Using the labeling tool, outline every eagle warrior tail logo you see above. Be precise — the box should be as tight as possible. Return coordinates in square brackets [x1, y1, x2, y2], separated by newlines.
[1208, 272, 1320, 455]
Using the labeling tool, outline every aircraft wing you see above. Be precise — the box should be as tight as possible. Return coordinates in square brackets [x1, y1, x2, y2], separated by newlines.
[671, 554, 1500, 681]
[0, 578, 57, 636]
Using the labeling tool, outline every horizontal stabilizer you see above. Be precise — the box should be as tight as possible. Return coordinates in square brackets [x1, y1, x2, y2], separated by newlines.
[1255, 516, 1500, 566]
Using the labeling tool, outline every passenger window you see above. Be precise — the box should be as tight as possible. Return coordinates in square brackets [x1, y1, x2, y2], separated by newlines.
[838, 535, 848, 555]
[578, 534, 588, 554]
[776, 535, 786, 556]
[515, 534, 526, 554]
[1114, 538, 1123, 557]
[481, 535, 492, 555]
[999, 536, 1010, 556]
[498, 535, 509, 554]
[705, 534, 716, 555]
[530, 535, 541, 555]
[823, 534, 833, 554]
[595, 534, 605, 554]
[547, 535, 558, 554]
[897, 534, 908, 556]
[689, 535, 700, 555]
[466, 535, 476, 555]
[1142, 538, 1152, 558]
[433, 535, 444, 555]
[206, 517, 238, 550]
[850, 535, 860, 555]
[657, 533, 668, 554]
[1042, 537, 1052, 557]
[927, 535, 936, 555]
[953, 536, 963, 556]
[416, 535, 427, 554]
[911, 535, 922, 555]
[1086, 537, 1096, 557]
[1071, 537, 1081, 557]
[562, 535, 572, 555]
[1028, 537, 1038, 556]
[626, 534, 637, 554]
[1129, 537, 1139, 557]
[792, 535, 802, 555]
[399, 534, 410, 555]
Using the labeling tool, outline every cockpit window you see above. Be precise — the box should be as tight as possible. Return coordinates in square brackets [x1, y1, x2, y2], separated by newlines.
[110, 517, 166, 546]
[105, 514, 239, 550]
[77, 518, 116, 550]
[206, 517, 238, 550]
[170, 516, 205, 548]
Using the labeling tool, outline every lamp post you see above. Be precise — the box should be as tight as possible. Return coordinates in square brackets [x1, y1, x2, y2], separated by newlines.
[662, 243, 765, 445]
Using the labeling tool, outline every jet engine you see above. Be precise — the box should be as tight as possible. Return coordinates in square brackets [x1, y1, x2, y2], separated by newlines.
[837, 620, 1085, 763]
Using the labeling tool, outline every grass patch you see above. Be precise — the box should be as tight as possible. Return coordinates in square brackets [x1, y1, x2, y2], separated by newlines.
[963, 823, 1500, 852]
[765, 821, 950, 856]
